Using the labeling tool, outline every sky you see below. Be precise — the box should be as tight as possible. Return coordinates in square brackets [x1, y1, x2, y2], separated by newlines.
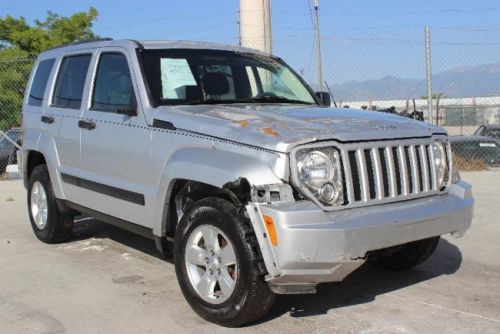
[2, 0, 500, 84]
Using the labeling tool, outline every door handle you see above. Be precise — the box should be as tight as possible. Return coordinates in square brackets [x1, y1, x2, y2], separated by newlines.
[41, 115, 54, 124]
[78, 120, 96, 130]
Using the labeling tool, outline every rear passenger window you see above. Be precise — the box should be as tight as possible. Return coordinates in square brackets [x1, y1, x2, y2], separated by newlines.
[52, 54, 92, 109]
[28, 59, 55, 106]
[91, 53, 135, 113]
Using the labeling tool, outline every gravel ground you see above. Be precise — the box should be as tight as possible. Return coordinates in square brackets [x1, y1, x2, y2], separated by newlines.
[0, 171, 499, 334]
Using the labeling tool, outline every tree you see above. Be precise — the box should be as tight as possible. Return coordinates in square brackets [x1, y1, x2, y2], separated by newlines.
[0, 7, 99, 53]
[0, 8, 99, 130]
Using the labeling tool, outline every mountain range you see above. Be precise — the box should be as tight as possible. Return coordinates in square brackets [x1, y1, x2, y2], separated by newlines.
[331, 63, 500, 101]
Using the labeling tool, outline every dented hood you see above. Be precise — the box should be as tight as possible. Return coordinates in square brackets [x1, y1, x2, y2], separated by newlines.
[154, 104, 444, 153]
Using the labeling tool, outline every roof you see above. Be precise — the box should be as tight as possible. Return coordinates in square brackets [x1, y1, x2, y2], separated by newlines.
[139, 40, 267, 55]
[483, 124, 500, 129]
[450, 135, 498, 143]
[39, 38, 267, 57]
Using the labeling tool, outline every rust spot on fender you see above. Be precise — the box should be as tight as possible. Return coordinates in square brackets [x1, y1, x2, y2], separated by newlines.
[259, 127, 280, 137]
[233, 120, 250, 128]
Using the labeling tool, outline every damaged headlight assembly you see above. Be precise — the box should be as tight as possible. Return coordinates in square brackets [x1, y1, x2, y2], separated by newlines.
[294, 148, 344, 205]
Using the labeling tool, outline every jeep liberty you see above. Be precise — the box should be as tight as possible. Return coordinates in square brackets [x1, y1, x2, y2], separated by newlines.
[20, 39, 474, 326]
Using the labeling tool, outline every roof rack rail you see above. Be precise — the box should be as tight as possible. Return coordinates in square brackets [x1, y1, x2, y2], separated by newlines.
[43, 38, 114, 52]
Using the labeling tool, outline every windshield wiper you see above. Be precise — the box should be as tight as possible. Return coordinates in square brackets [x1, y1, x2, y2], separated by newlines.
[247, 96, 315, 105]
[181, 99, 245, 105]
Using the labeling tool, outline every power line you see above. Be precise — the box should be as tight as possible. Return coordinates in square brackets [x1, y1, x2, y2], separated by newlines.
[97, 12, 235, 31]
[322, 7, 500, 18]
[150, 22, 235, 39]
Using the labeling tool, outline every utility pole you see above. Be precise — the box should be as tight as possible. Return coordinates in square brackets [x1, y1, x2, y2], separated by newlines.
[239, 0, 272, 54]
[425, 27, 433, 124]
[314, 0, 324, 92]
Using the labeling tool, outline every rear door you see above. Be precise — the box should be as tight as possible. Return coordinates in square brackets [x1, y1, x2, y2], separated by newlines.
[78, 48, 153, 227]
[43, 51, 94, 201]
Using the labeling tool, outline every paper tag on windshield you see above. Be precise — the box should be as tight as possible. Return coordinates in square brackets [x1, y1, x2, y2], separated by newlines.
[160, 58, 197, 99]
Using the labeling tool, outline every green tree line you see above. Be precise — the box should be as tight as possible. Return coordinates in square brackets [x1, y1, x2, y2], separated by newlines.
[0, 8, 99, 130]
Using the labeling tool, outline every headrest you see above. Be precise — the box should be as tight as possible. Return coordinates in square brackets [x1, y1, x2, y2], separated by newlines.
[201, 72, 230, 96]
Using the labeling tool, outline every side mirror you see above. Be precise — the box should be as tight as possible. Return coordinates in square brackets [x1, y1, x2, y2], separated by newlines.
[316, 92, 331, 107]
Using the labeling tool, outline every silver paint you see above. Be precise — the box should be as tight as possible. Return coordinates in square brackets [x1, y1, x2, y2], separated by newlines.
[20, 40, 474, 291]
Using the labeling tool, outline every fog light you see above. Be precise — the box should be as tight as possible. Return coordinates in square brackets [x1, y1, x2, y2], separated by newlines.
[319, 183, 338, 203]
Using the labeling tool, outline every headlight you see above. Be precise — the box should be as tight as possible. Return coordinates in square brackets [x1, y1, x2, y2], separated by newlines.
[431, 140, 450, 189]
[296, 149, 344, 205]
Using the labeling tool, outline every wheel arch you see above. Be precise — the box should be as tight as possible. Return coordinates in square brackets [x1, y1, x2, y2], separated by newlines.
[152, 147, 283, 239]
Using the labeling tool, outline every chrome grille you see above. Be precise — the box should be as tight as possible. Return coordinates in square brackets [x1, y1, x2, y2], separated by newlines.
[341, 139, 440, 207]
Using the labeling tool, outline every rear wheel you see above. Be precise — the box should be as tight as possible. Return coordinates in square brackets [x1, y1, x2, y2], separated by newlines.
[368, 237, 440, 271]
[174, 197, 274, 327]
[28, 165, 74, 243]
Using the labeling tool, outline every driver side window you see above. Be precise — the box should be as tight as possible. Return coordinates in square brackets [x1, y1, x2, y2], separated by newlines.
[92, 53, 136, 113]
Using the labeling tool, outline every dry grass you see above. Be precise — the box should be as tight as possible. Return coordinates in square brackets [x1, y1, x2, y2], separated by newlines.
[453, 153, 488, 171]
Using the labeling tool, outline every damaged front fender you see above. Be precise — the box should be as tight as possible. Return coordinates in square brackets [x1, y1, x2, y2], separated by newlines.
[152, 147, 286, 236]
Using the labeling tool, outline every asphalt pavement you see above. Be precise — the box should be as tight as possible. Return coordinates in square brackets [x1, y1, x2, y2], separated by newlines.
[1, 171, 499, 333]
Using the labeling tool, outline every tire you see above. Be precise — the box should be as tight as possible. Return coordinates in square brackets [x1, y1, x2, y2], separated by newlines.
[28, 164, 74, 243]
[174, 197, 274, 327]
[368, 236, 440, 271]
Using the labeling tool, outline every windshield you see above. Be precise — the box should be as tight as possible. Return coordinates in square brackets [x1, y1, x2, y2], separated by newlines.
[0, 131, 20, 150]
[0, 130, 21, 150]
[484, 128, 500, 139]
[140, 49, 317, 106]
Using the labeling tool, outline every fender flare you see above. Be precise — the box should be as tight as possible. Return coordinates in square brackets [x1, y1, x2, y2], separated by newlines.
[152, 147, 283, 236]
[26, 131, 65, 198]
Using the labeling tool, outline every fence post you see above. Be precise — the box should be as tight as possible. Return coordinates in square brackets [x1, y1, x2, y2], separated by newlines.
[425, 27, 433, 125]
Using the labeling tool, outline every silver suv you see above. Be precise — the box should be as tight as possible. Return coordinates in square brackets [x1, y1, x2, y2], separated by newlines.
[20, 39, 474, 326]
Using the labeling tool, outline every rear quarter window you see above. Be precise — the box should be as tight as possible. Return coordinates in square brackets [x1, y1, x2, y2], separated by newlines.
[28, 58, 55, 107]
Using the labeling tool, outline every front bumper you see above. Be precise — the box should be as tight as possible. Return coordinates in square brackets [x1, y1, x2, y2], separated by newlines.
[246, 181, 473, 287]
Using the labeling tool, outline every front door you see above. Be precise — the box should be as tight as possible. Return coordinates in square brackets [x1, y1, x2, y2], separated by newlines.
[78, 49, 153, 227]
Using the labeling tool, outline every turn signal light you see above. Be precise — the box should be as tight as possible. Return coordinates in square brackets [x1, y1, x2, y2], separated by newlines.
[263, 215, 278, 246]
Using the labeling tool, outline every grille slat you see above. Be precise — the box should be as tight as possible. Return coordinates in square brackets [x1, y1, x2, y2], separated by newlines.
[385, 147, 397, 198]
[356, 149, 370, 202]
[371, 148, 384, 200]
[378, 148, 390, 198]
[409, 145, 420, 194]
[428, 145, 438, 190]
[420, 145, 430, 192]
[342, 150, 356, 204]
[348, 151, 362, 202]
[343, 140, 440, 206]
[398, 146, 410, 196]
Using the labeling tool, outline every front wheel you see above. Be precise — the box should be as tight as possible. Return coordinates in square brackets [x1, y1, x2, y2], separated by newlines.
[368, 236, 440, 271]
[174, 197, 274, 327]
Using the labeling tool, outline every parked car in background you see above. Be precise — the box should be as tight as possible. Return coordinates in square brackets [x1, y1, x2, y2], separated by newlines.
[473, 124, 500, 144]
[450, 135, 500, 167]
[0, 128, 22, 174]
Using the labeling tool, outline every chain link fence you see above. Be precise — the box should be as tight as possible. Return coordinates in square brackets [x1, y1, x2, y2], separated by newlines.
[272, 26, 500, 170]
[0, 54, 32, 177]
[0, 26, 499, 174]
